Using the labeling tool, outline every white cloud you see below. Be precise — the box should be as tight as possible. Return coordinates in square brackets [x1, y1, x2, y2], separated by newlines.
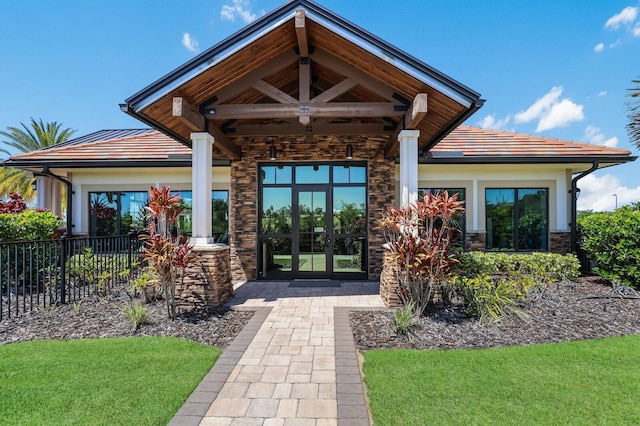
[220, 0, 263, 24]
[584, 125, 619, 147]
[598, 91, 607, 97]
[477, 114, 511, 130]
[515, 87, 584, 132]
[594, 42, 604, 52]
[182, 32, 199, 52]
[610, 38, 623, 48]
[604, 6, 638, 30]
[634, 22, 640, 36]
[577, 173, 640, 211]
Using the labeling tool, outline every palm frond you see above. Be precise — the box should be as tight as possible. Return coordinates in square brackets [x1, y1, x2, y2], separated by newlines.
[0, 117, 76, 154]
[627, 78, 640, 150]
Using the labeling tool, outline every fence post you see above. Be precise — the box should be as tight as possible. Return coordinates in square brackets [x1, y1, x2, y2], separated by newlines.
[128, 231, 135, 271]
[59, 236, 67, 304]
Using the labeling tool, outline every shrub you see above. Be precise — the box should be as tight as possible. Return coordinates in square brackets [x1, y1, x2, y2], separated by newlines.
[457, 252, 580, 283]
[0, 192, 28, 214]
[578, 206, 640, 287]
[392, 301, 418, 341]
[451, 274, 536, 323]
[0, 209, 60, 242]
[378, 191, 464, 316]
[122, 302, 152, 331]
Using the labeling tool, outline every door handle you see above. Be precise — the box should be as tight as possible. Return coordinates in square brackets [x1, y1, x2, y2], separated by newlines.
[326, 237, 332, 244]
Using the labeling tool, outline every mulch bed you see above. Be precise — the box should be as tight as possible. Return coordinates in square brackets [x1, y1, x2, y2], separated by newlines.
[0, 286, 253, 348]
[350, 276, 640, 351]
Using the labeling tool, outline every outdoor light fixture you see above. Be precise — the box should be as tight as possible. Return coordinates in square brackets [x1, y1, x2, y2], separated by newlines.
[31, 180, 37, 191]
[269, 144, 277, 160]
[346, 142, 353, 159]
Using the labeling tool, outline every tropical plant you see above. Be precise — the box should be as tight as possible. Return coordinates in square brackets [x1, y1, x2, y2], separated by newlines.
[0, 118, 76, 202]
[627, 76, 640, 149]
[141, 186, 199, 320]
[378, 191, 464, 316]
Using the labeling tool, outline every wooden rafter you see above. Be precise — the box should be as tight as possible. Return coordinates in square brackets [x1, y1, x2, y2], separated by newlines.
[310, 78, 357, 104]
[295, 9, 308, 57]
[384, 93, 429, 158]
[207, 124, 242, 160]
[251, 80, 298, 104]
[227, 122, 392, 136]
[201, 50, 298, 108]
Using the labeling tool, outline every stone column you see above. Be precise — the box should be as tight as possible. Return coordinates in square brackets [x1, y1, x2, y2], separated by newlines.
[399, 130, 420, 207]
[190, 132, 215, 246]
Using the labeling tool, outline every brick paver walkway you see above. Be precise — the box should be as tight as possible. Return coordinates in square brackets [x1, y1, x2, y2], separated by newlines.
[169, 281, 385, 426]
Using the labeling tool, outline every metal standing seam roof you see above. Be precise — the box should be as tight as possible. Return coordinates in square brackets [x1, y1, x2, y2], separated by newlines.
[3, 126, 635, 167]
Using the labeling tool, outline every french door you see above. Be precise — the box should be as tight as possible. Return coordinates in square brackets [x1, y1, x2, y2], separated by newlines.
[258, 162, 367, 280]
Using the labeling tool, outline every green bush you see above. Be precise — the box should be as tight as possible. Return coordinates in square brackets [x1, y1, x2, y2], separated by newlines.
[578, 206, 640, 287]
[0, 209, 60, 242]
[451, 274, 537, 323]
[457, 251, 580, 283]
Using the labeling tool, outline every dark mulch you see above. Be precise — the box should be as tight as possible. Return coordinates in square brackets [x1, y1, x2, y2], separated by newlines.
[0, 286, 253, 348]
[350, 276, 640, 351]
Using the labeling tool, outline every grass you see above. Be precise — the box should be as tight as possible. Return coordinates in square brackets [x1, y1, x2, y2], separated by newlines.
[0, 337, 221, 425]
[363, 335, 640, 425]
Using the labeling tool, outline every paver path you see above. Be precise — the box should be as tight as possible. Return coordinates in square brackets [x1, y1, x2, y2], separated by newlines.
[170, 281, 385, 426]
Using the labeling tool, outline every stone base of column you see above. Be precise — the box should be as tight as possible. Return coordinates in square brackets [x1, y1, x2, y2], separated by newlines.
[177, 245, 233, 310]
[550, 231, 571, 254]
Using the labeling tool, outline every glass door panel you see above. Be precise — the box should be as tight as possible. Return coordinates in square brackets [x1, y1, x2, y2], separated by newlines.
[332, 187, 366, 275]
[296, 189, 329, 275]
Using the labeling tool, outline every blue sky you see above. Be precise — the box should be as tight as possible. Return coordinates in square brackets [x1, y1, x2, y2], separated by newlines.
[1, 0, 639, 211]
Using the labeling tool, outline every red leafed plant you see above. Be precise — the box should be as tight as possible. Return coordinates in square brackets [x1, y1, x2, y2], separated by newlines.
[378, 190, 465, 316]
[141, 186, 199, 320]
[0, 192, 28, 214]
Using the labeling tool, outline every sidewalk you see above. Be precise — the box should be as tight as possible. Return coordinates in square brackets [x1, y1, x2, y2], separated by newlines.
[169, 280, 385, 426]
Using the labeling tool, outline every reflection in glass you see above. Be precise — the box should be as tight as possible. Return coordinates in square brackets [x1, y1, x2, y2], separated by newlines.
[262, 238, 292, 278]
[333, 237, 365, 273]
[486, 189, 515, 250]
[174, 190, 229, 242]
[333, 187, 366, 234]
[296, 165, 329, 184]
[261, 188, 292, 234]
[261, 165, 292, 185]
[333, 165, 366, 183]
[89, 191, 148, 237]
[298, 191, 327, 272]
[518, 189, 548, 251]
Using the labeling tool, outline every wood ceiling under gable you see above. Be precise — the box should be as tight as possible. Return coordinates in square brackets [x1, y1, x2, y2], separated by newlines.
[136, 7, 476, 160]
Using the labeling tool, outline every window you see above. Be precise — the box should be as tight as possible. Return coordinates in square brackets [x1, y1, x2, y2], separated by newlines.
[174, 190, 229, 243]
[486, 188, 548, 251]
[419, 188, 466, 249]
[89, 191, 148, 236]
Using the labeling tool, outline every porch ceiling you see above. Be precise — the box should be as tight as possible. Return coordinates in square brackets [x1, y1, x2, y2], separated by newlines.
[122, 0, 483, 160]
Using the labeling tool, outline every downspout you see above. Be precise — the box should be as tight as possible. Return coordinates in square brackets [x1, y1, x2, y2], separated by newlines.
[35, 167, 73, 237]
[570, 161, 598, 253]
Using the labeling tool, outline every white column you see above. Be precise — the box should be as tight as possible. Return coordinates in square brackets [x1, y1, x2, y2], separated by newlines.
[35, 176, 61, 216]
[190, 132, 215, 246]
[472, 179, 479, 230]
[399, 130, 420, 207]
[556, 177, 568, 230]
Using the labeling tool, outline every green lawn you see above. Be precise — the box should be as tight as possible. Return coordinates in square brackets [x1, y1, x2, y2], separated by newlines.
[363, 335, 640, 425]
[0, 337, 220, 425]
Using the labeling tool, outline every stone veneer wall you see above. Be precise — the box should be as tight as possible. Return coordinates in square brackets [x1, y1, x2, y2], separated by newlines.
[465, 231, 487, 251]
[177, 245, 233, 309]
[550, 231, 571, 254]
[229, 135, 394, 281]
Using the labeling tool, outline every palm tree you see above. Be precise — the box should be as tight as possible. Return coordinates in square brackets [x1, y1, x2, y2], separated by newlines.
[0, 118, 76, 202]
[628, 77, 640, 150]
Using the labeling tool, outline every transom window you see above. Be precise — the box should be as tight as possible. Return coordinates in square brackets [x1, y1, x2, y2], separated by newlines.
[485, 188, 548, 251]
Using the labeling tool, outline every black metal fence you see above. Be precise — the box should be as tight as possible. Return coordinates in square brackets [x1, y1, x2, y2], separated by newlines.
[1, 234, 145, 321]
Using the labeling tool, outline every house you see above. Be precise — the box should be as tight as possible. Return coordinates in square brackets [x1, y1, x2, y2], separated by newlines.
[3, 0, 635, 297]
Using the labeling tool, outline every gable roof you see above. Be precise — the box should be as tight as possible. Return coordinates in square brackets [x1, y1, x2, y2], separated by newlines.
[120, 0, 483, 158]
[4, 127, 634, 170]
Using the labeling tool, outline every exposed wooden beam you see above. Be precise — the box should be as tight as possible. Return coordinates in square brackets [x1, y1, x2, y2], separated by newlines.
[312, 49, 399, 103]
[384, 94, 429, 158]
[251, 80, 298, 104]
[207, 124, 241, 160]
[310, 78, 357, 104]
[295, 9, 308, 57]
[404, 93, 428, 129]
[299, 58, 311, 125]
[226, 122, 393, 136]
[173, 97, 205, 131]
[200, 50, 298, 108]
[206, 102, 403, 120]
